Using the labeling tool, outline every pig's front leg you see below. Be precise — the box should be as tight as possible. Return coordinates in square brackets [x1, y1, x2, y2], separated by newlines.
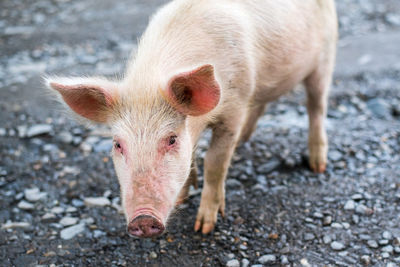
[176, 158, 198, 205]
[194, 115, 244, 234]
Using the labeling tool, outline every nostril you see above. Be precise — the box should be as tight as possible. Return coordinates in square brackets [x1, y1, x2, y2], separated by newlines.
[127, 215, 165, 238]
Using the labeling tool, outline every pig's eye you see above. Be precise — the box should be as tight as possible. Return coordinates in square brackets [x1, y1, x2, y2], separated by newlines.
[114, 141, 123, 154]
[168, 135, 177, 146]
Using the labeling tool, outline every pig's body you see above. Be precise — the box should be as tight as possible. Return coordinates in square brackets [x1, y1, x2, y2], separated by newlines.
[48, 0, 337, 237]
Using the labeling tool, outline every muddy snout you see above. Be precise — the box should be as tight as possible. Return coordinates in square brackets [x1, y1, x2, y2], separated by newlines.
[127, 215, 165, 238]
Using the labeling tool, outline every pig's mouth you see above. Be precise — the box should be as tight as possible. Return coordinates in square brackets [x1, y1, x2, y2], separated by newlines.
[127, 208, 165, 238]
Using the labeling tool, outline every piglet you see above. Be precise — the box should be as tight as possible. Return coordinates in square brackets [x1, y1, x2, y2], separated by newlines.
[47, 0, 338, 237]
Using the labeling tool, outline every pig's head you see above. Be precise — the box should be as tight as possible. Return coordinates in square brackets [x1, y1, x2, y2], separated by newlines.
[46, 64, 220, 238]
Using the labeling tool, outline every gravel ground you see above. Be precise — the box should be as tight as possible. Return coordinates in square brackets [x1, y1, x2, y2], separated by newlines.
[1, 0, 400, 266]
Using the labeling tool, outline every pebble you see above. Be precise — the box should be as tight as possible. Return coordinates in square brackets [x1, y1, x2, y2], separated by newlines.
[367, 240, 379, 248]
[60, 223, 85, 240]
[382, 231, 393, 240]
[24, 187, 47, 202]
[379, 239, 389, 245]
[1, 221, 31, 229]
[17, 125, 28, 138]
[226, 259, 240, 267]
[344, 200, 356, 210]
[149, 251, 157, 259]
[94, 139, 113, 152]
[355, 204, 373, 215]
[71, 199, 85, 207]
[304, 233, 315, 241]
[0, 128, 6, 136]
[351, 193, 363, 200]
[360, 255, 370, 265]
[394, 247, 400, 253]
[386, 263, 397, 267]
[256, 160, 280, 174]
[331, 222, 343, 229]
[26, 124, 52, 138]
[59, 217, 79, 227]
[367, 98, 391, 119]
[41, 213, 57, 222]
[58, 131, 73, 144]
[330, 241, 346, 251]
[300, 258, 311, 267]
[329, 150, 342, 161]
[382, 252, 390, 258]
[51, 207, 65, 214]
[18, 200, 35, 210]
[258, 254, 276, 264]
[280, 255, 289, 265]
[382, 245, 394, 253]
[242, 258, 250, 267]
[93, 230, 106, 238]
[84, 197, 111, 207]
[323, 215, 332, 226]
[323, 235, 332, 244]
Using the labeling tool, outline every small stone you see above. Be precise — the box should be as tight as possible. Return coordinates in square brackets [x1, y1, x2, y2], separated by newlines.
[367, 240, 378, 248]
[18, 200, 34, 210]
[26, 124, 52, 138]
[258, 254, 276, 264]
[65, 206, 78, 213]
[382, 231, 393, 240]
[226, 259, 240, 267]
[312, 212, 324, 219]
[386, 14, 400, 26]
[344, 200, 356, 210]
[386, 263, 397, 267]
[226, 179, 242, 189]
[329, 150, 342, 161]
[360, 255, 370, 265]
[256, 160, 280, 174]
[367, 98, 391, 119]
[323, 215, 332, 226]
[394, 247, 400, 253]
[0, 128, 6, 136]
[300, 258, 311, 267]
[93, 230, 106, 238]
[58, 131, 73, 144]
[59, 217, 79, 227]
[41, 213, 57, 222]
[331, 222, 343, 229]
[382, 245, 394, 253]
[342, 222, 350, 229]
[330, 241, 345, 251]
[242, 259, 250, 267]
[1, 221, 31, 229]
[323, 235, 332, 244]
[17, 125, 27, 138]
[379, 239, 389, 245]
[60, 223, 85, 240]
[355, 204, 373, 215]
[351, 193, 363, 200]
[51, 207, 65, 214]
[71, 199, 84, 207]
[24, 187, 47, 202]
[149, 251, 157, 259]
[280, 255, 289, 265]
[382, 252, 390, 258]
[94, 139, 113, 152]
[304, 233, 315, 241]
[84, 197, 111, 207]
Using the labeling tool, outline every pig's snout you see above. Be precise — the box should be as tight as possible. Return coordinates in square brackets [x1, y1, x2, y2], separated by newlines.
[127, 215, 165, 238]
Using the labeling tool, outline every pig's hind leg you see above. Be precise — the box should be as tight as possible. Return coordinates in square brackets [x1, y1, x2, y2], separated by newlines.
[194, 113, 245, 234]
[304, 52, 335, 173]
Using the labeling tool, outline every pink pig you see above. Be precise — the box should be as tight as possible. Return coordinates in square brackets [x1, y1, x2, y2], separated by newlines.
[47, 0, 337, 237]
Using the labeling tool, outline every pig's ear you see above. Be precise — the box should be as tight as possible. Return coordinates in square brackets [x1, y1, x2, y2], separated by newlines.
[45, 77, 117, 123]
[162, 64, 220, 116]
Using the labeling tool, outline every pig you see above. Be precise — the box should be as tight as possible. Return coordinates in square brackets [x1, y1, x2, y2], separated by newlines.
[46, 0, 337, 237]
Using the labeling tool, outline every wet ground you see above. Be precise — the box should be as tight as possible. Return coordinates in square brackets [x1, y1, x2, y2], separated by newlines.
[1, 0, 400, 266]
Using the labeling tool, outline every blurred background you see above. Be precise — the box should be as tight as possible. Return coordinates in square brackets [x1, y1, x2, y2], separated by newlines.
[0, 0, 399, 266]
